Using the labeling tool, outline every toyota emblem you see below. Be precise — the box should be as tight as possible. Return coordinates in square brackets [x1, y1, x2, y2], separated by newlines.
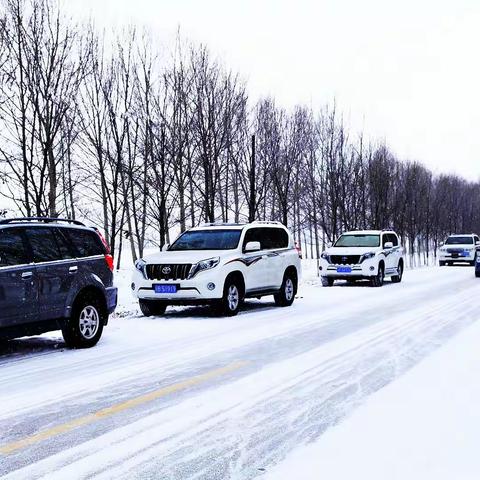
[162, 266, 172, 274]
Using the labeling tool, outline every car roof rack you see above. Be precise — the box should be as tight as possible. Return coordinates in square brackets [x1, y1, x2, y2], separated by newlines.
[199, 222, 247, 227]
[252, 220, 283, 225]
[0, 217, 85, 226]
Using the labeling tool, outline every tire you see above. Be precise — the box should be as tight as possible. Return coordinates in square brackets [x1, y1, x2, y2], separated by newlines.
[391, 261, 403, 283]
[476, 271, 480, 278]
[62, 292, 105, 348]
[439, 261, 446, 267]
[274, 271, 297, 307]
[370, 264, 384, 287]
[217, 277, 242, 316]
[321, 276, 334, 287]
[139, 300, 167, 317]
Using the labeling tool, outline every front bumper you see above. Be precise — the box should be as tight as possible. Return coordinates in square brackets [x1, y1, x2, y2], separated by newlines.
[439, 250, 476, 262]
[132, 271, 223, 302]
[319, 258, 379, 278]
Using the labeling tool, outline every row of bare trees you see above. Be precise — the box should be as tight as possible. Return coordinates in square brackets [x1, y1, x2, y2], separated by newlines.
[1, 0, 479, 267]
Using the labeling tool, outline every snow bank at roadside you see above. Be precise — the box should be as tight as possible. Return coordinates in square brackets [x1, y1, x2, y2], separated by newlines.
[265, 318, 480, 480]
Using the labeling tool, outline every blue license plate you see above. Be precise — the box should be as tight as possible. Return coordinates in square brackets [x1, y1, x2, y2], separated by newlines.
[337, 266, 352, 273]
[154, 284, 177, 294]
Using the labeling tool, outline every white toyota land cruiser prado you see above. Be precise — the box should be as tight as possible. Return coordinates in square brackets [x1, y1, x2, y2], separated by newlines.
[132, 222, 301, 316]
[319, 229, 405, 287]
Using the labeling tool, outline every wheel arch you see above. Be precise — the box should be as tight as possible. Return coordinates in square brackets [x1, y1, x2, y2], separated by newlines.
[224, 270, 245, 299]
[70, 285, 108, 321]
[285, 265, 299, 288]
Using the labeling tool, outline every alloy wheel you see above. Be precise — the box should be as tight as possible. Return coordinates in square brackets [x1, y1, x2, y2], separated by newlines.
[285, 278, 294, 301]
[79, 306, 100, 339]
[228, 285, 239, 311]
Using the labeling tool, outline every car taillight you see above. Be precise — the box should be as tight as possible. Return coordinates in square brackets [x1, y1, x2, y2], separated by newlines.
[105, 254, 114, 272]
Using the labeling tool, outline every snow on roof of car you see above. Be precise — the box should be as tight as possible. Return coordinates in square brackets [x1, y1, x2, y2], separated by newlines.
[341, 230, 391, 235]
[188, 223, 247, 231]
[189, 221, 286, 231]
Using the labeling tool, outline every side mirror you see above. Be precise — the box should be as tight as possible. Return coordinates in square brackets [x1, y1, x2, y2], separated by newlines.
[326, 242, 332, 248]
[440, 241, 444, 246]
[384, 242, 393, 249]
[161, 244, 170, 252]
[245, 241, 261, 252]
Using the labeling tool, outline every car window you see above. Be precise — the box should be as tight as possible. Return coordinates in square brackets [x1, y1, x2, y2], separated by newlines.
[385, 233, 398, 247]
[335, 234, 380, 248]
[25, 227, 64, 263]
[64, 228, 105, 257]
[267, 228, 289, 249]
[243, 228, 263, 251]
[0, 228, 28, 267]
[170, 229, 242, 251]
[53, 228, 75, 259]
[445, 236, 473, 245]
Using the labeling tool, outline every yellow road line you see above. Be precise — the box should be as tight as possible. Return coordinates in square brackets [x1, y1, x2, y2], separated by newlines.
[1, 360, 249, 455]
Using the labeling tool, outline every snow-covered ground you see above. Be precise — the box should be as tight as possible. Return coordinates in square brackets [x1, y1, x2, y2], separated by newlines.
[0, 263, 479, 479]
[266, 318, 480, 480]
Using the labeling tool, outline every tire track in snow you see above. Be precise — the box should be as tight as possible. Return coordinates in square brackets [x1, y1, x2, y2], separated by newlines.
[0, 267, 468, 422]
[2, 273, 478, 480]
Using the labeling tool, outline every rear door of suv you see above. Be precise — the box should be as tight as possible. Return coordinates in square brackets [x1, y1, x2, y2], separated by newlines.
[261, 227, 290, 288]
[24, 226, 79, 321]
[0, 227, 38, 327]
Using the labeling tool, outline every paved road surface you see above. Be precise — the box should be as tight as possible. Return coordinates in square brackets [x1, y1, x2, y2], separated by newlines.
[0, 266, 478, 479]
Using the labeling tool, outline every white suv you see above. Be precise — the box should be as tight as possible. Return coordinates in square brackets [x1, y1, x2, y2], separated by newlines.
[132, 222, 301, 316]
[439, 234, 480, 266]
[319, 230, 405, 287]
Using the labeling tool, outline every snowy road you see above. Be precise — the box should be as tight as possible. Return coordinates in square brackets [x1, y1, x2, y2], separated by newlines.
[0, 265, 478, 479]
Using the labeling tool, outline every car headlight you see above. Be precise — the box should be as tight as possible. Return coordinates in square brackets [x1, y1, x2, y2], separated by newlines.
[188, 257, 220, 279]
[135, 258, 147, 278]
[360, 252, 375, 263]
[321, 252, 330, 262]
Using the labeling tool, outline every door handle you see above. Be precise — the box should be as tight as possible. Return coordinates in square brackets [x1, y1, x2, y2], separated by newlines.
[69, 266, 78, 274]
[21, 271, 33, 279]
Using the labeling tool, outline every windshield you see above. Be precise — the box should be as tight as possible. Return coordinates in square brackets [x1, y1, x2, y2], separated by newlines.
[170, 229, 242, 251]
[445, 236, 473, 245]
[334, 234, 380, 248]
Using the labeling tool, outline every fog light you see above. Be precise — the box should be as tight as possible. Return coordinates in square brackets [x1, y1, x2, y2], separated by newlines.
[319, 266, 323, 271]
[207, 282, 216, 291]
[369, 266, 375, 271]
[131, 282, 135, 290]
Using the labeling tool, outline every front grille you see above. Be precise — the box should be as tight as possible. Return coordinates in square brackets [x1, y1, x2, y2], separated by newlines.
[330, 255, 361, 265]
[146, 264, 192, 281]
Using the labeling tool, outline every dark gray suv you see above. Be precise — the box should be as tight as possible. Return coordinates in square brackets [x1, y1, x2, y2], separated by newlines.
[0, 218, 117, 348]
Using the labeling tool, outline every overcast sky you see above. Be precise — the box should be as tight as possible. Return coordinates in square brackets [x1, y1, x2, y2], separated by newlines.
[68, 0, 480, 180]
